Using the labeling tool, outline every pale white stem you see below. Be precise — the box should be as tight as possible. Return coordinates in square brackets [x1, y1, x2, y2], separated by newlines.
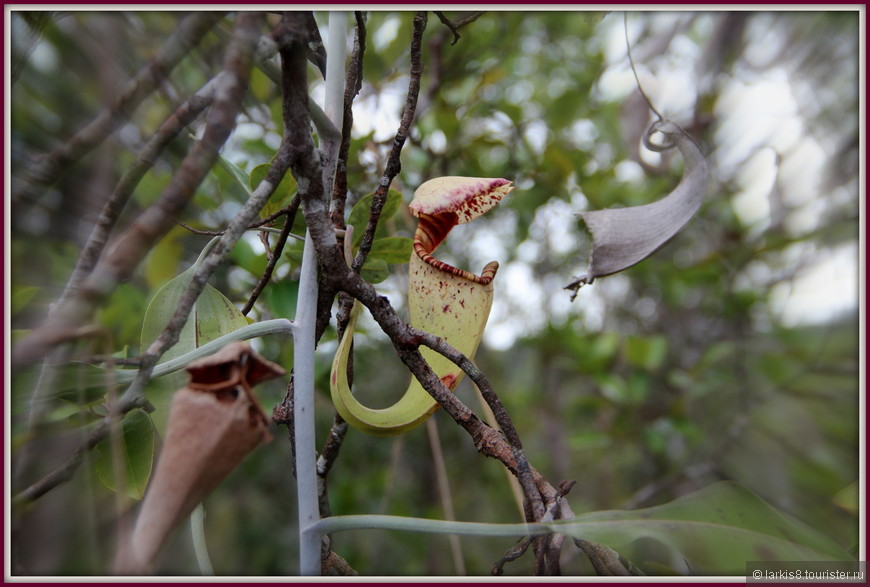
[190, 504, 214, 575]
[113, 319, 295, 383]
[295, 11, 348, 577]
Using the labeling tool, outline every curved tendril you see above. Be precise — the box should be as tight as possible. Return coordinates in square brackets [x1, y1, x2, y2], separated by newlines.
[624, 12, 663, 123]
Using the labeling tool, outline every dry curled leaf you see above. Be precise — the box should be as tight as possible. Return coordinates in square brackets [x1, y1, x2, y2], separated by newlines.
[566, 120, 708, 298]
[115, 342, 285, 574]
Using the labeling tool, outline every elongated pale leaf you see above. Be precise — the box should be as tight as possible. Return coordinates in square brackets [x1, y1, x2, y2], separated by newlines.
[562, 481, 852, 573]
[94, 409, 156, 500]
[140, 265, 249, 366]
[313, 482, 852, 575]
[360, 257, 390, 284]
[215, 153, 252, 199]
[140, 264, 250, 432]
[249, 162, 297, 219]
[368, 236, 414, 264]
[347, 189, 403, 246]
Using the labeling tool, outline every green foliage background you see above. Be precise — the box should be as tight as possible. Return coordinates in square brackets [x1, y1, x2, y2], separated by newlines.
[10, 10, 860, 575]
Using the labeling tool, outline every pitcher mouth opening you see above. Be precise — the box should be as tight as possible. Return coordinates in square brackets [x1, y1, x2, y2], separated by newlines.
[412, 213, 497, 285]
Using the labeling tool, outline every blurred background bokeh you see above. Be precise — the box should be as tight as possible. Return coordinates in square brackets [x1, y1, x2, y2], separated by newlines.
[10, 10, 860, 575]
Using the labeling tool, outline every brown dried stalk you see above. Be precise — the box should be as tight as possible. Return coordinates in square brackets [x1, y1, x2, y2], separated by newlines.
[115, 342, 285, 574]
[13, 13, 260, 370]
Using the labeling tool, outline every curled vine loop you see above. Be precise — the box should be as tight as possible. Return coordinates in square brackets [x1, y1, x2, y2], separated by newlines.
[625, 12, 664, 123]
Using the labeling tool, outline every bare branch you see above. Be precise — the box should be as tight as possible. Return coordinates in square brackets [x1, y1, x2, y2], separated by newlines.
[278, 10, 642, 576]
[14, 394, 152, 506]
[60, 74, 220, 304]
[13, 13, 261, 370]
[139, 12, 279, 372]
[13, 12, 225, 205]
[433, 11, 485, 45]
[329, 11, 367, 229]
[13, 13, 271, 505]
[408, 324, 544, 522]
[242, 195, 301, 315]
[351, 11, 427, 274]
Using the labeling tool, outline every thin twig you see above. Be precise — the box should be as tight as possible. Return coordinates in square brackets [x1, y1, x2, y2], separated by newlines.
[14, 13, 268, 506]
[277, 10, 346, 576]
[316, 412, 348, 518]
[272, 376, 296, 476]
[329, 11, 367, 230]
[433, 11, 485, 45]
[316, 11, 363, 501]
[242, 195, 301, 314]
[574, 538, 645, 576]
[319, 11, 367, 342]
[178, 195, 305, 238]
[60, 77, 218, 303]
[426, 419, 466, 574]
[624, 12, 663, 122]
[12, 13, 259, 370]
[14, 394, 152, 506]
[350, 11, 427, 274]
[409, 326, 545, 520]
[314, 12, 365, 522]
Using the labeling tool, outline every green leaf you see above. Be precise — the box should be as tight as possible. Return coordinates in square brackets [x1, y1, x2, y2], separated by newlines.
[98, 283, 149, 347]
[52, 362, 124, 407]
[139, 263, 249, 432]
[347, 189, 404, 246]
[360, 257, 390, 284]
[624, 335, 668, 372]
[140, 266, 247, 363]
[313, 482, 853, 575]
[93, 409, 156, 500]
[193, 279, 251, 344]
[215, 154, 252, 198]
[564, 481, 853, 573]
[11, 285, 40, 316]
[368, 236, 413, 264]
[265, 279, 299, 321]
[575, 331, 620, 373]
[692, 341, 735, 374]
[597, 372, 649, 405]
[228, 237, 268, 277]
[833, 482, 858, 515]
[249, 162, 298, 219]
[144, 227, 184, 291]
